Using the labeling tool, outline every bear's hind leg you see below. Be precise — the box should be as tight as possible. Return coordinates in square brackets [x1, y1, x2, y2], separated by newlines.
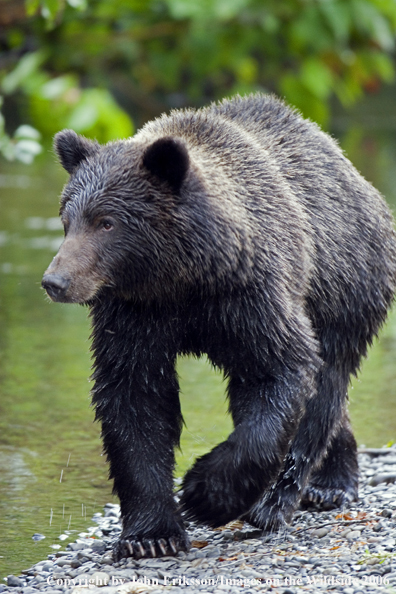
[180, 365, 315, 527]
[244, 362, 352, 530]
[301, 412, 358, 510]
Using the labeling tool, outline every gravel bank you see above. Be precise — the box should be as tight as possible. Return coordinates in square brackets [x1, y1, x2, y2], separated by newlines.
[2, 447, 396, 594]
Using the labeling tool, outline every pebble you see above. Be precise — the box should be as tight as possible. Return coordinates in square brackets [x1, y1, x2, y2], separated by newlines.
[346, 530, 362, 540]
[311, 527, 329, 538]
[2, 447, 396, 593]
[6, 576, 23, 588]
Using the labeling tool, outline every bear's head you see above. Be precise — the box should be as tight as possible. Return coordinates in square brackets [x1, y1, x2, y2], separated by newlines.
[42, 130, 193, 304]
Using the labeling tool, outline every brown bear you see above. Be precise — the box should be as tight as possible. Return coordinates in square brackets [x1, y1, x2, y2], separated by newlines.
[42, 94, 396, 560]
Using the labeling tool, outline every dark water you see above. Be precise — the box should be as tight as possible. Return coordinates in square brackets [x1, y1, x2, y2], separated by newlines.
[1, 106, 396, 578]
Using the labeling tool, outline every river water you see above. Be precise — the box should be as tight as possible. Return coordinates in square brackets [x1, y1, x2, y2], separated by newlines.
[1, 101, 396, 578]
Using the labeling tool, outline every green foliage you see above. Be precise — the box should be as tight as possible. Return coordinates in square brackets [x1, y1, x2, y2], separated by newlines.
[26, 0, 87, 25]
[0, 0, 395, 160]
[0, 49, 133, 145]
[26, 71, 134, 141]
[0, 97, 42, 163]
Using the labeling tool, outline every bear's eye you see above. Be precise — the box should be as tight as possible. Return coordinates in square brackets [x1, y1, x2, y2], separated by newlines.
[100, 219, 114, 232]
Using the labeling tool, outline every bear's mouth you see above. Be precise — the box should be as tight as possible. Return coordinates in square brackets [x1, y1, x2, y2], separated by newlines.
[41, 272, 106, 304]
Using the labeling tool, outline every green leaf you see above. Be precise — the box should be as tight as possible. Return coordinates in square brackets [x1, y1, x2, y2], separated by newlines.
[212, 0, 251, 21]
[14, 125, 42, 141]
[39, 75, 76, 100]
[352, 0, 395, 51]
[14, 139, 43, 164]
[41, 0, 63, 21]
[25, 0, 40, 17]
[166, 0, 250, 21]
[235, 57, 258, 84]
[333, 75, 363, 106]
[280, 73, 330, 126]
[67, 0, 87, 10]
[1, 51, 47, 95]
[68, 102, 99, 131]
[319, 1, 351, 43]
[166, 0, 207, 20]
[371, 0, 396, 26]
[366, 51, 395, 83]
[261, 13, 279, 34]
[66, 88, 134, 142]
[300, 57, 334, 100]
[289, 6, 332, 52]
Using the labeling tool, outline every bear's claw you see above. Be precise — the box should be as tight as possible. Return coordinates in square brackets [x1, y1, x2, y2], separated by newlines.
[301, 485, 356, 510]
[113, 534, 189, 560]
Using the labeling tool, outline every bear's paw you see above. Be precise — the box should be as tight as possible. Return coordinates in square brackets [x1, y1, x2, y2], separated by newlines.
[301, 484, 357, 511]
[243, 503, 289, 533]
[113, 533, 190, 561]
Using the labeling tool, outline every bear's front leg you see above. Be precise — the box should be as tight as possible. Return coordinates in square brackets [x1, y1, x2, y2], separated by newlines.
[91, 299, 189, 560]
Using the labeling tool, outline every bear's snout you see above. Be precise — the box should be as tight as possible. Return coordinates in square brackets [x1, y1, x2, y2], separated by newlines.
[42, 273, 71, 302]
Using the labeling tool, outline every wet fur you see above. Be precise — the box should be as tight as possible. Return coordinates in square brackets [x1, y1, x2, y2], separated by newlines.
[44, 94, 396, 560]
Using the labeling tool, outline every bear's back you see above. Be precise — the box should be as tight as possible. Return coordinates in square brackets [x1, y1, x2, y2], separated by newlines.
[138, 94, 349, 192]
[139, 94, 396, 353]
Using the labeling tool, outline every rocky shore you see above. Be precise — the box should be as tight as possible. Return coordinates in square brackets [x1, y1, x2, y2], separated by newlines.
[2, 447, 396, 594]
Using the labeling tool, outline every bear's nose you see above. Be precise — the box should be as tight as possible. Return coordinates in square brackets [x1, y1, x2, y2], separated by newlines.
[42, 274, 71, 302]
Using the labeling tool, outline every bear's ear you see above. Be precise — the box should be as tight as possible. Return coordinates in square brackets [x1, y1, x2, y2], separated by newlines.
[54, 129, 99, 174]
[142, 137, 189, 192]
